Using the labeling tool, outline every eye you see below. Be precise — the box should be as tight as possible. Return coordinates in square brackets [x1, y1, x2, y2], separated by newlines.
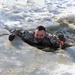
[36, 34, 39, 36]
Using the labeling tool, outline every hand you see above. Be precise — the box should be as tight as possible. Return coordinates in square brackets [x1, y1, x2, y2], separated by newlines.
[9, 35, 15, 41]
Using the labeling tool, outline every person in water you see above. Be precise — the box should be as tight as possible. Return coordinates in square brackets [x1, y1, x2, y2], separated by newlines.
[9, 26, 67, 51]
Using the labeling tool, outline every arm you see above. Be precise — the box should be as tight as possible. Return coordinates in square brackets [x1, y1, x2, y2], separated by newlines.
[49, 35, 60, 49]
[9, 29, 33, 41]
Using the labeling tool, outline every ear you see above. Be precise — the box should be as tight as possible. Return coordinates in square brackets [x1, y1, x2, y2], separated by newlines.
[33, 32, 35, 34]
[33, 32, 35, 37]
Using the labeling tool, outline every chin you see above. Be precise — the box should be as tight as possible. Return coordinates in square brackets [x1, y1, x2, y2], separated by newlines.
[38, 40, 42, 42]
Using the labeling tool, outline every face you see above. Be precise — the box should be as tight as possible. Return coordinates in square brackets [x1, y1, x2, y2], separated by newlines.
[34, 29, 46, 42]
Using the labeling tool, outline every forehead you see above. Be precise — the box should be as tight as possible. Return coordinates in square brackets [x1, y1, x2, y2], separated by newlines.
[35, 29, 46, 34]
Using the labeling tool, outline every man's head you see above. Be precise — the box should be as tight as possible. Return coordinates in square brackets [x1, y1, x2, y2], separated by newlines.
[34, 26, 46, 42]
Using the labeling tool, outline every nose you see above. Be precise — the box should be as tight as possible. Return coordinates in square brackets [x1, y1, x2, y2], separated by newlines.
[37, 36, 41, 39]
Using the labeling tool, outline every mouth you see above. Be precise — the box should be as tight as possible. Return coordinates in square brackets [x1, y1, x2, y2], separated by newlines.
[36, 38, 42, 42]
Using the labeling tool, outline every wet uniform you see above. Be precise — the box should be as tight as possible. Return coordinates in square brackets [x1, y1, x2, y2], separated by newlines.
[9, 29, 63, 50]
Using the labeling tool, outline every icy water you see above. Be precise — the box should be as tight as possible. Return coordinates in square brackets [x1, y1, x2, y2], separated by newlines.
[0, 0, 75, 75]
[0, 27, 75, 75]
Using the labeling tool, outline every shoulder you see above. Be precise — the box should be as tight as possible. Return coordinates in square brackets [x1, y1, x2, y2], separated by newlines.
[46, 33, 52, 38]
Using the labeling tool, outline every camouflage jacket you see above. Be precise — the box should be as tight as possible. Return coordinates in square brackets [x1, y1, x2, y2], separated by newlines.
[12, 29, 60, 49]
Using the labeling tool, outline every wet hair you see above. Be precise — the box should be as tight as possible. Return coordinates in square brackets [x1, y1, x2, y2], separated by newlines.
[36, 26, 46, 32]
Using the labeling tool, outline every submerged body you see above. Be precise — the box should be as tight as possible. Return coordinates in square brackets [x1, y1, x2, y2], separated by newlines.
[9, 26, 68, 51]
